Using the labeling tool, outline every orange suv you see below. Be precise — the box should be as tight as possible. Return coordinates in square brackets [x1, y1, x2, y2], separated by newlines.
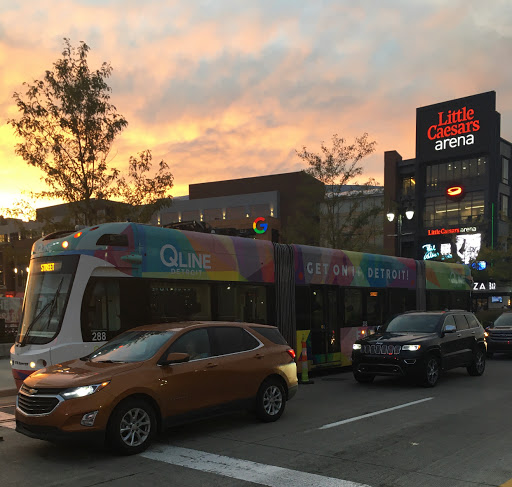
[16, 321, 298, 454]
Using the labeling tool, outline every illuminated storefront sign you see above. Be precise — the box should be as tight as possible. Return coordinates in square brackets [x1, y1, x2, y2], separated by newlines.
[416, 91, 495, 161]
[422, 233, 481, 264]
[446, 186, 464, 198]
[473, 281, 496, 291]
[427, 226, 476, 236]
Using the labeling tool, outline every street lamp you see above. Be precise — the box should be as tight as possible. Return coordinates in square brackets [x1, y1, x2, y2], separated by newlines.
[387, 205, 415, 257]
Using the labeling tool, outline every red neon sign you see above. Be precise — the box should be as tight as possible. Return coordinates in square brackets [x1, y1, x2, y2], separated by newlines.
[447, 186, 463, 197]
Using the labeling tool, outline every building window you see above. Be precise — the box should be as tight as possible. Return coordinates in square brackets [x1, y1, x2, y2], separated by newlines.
[401, 177, 416, 196]
[426, 157, 488, 190]
[502, 157, 510, 184]
[423, 191, 485, 227]
[500, 194, 509, 221]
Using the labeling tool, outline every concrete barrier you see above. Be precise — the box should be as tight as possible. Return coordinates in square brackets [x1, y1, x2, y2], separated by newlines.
[0, 343, 13, 359]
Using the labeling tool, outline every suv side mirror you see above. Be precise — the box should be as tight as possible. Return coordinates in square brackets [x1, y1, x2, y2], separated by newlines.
[375, 325, 383, 333]
[443, 324, 456, 334]
[160, 352, 190, 366]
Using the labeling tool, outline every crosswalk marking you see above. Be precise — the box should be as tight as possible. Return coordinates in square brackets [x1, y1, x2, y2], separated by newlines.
[142, 446, 372, 487]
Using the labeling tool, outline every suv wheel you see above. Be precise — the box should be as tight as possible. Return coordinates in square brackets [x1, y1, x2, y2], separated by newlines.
[467, 348, 486, 376]
[256, 378, 286, 422]
[107, 399, 156, 455]
[353, 371, 375, 383]
[421, 355, 440, 387]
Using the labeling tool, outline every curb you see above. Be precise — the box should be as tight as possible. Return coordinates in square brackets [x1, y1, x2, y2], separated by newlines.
[0, 388, 17, 398]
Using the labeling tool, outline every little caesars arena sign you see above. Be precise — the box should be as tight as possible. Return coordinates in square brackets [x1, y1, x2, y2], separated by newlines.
[416, 91, 496, 161]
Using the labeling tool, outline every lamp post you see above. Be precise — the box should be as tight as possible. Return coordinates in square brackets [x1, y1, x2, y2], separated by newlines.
[386, 206, 415, 257]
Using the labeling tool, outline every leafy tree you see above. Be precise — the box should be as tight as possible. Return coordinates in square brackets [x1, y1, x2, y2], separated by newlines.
[8, 38, 173, 226]
[0, 196, 37, 222]
[118, 150, 174, 223]
[470, 233, 512, 284]
[296, 133, 383, 250]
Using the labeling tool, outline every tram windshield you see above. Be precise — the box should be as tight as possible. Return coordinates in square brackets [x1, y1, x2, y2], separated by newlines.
[17, 256, 78, 345]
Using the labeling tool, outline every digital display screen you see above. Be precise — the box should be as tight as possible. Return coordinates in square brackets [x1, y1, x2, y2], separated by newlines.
[40, 262, 62, 273]
[491, 296, 503, 303]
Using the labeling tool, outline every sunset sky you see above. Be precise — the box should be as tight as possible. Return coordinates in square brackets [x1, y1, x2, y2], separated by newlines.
[0, 1, 511, 214]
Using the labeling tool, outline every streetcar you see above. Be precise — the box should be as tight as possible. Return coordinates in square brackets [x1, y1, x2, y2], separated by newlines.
[11, 222, 472, 388]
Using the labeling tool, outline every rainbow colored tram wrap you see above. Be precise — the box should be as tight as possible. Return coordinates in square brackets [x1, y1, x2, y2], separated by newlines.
[11, 222, 472, 387]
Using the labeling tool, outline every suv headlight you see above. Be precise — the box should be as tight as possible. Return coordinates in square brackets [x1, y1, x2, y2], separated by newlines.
[402, 345, 421, 351]
[61, 381, 110, 400]
[353, 343, 362, 350]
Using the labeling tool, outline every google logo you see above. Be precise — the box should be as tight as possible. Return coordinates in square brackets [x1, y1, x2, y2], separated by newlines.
[253, 217, 268, 234]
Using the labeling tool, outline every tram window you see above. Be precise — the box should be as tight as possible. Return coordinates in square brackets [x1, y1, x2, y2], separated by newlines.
[149, 282, 211, 321]
[236, 285, 267, 323]
[295, 287, 311, 330]
[367, 290, 384, 326]
[216, 284, 236, 321]
[427, 291, 449, 311]
[215, 284, 267, 323]
[450, 291, 470, 311]
[81, 279, 121, 342]
[344, 289, 363, 326]
[388, 289, 416, 316]
[311, 289, 324, 330]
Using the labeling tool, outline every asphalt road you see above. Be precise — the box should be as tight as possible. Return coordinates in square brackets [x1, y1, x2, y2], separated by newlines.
[2, 357, 512, 487]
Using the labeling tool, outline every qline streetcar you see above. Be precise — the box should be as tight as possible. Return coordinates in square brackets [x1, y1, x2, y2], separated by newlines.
[11, 222, 472, 389]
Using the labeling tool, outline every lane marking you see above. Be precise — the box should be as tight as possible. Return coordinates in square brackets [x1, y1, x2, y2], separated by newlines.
[142, 446, 371, 487]
[0, 421, 15, 429]
[500, 479, 512, 487]
[319, 397, 434, 430]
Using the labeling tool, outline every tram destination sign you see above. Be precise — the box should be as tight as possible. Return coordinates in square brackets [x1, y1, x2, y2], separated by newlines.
[416, 91, 496, 161]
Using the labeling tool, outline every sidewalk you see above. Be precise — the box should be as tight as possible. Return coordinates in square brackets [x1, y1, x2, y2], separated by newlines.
[0, 359, 17, 397]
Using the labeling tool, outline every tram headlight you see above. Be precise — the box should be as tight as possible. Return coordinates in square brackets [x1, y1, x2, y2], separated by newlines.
[61, 381, 110, 400]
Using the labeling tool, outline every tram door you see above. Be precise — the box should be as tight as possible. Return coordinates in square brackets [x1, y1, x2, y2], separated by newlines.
[310, 286, 339, 364]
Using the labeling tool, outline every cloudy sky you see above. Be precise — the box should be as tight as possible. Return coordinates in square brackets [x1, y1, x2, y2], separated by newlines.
[0, 0, 511, 211]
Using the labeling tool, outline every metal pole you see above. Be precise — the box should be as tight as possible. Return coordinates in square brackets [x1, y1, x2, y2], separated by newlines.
[398, 214, 402, 257]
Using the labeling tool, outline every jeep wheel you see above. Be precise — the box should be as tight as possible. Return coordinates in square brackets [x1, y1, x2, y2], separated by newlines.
[353, 371, 375, 383]
[421, 355, 440, 387]
[467, 348, 486, 376]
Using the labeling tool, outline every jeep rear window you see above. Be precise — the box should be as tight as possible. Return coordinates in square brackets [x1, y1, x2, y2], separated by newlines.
[385, 314, 440, 333]
[250, 326, 288, 345]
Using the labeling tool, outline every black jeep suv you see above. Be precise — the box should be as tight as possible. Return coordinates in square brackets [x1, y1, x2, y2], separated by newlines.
[352, 310, 486, 387]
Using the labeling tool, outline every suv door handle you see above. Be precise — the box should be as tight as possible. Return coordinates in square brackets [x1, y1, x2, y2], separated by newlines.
[254, 353, 264, 359]
[471, 331, 476, 335]
[205, 363, 218, 368]
[457, 333, 462, 337]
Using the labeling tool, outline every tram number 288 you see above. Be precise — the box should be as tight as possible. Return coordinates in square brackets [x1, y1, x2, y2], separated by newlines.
[91, 331, 108, 341]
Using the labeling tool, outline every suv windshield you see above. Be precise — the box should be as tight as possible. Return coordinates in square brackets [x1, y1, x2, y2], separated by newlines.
[88, 330, 175, 363]
[494, 313, 512, 327]
[385, 314, 440, 333]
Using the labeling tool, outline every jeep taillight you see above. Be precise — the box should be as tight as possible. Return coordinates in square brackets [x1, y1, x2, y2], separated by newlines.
[286, 349, 296, 361]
